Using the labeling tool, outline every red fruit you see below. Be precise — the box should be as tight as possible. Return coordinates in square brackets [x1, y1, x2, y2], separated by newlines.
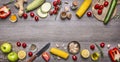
[90, 44, 95, 50]
[42, 52, 50, 62]
[53, 1, 58, 7]
[94, 4, 100, 9]
[87, 12, 92, 17]
[98, 9, 102, 15]
[57, 0, 61, 5]
[16, 42, 21, 47]
[72, 55, 77, 61]
[100, 42, 105, 48]
[30, 12, 34, 17]
[22, 13, 28, 19]
[104, 1, 109, 7]
[99, 5, 104, 10]
[22, 43, 27, 48]
[34, 16, 39, 22]
[53, 10, 57, 14]
[28, 52, 33, 57]
[49, 10, 53, 15]
[55, 6, 59, 11]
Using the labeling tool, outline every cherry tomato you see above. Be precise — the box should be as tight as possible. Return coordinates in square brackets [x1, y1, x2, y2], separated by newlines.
[30, 12, 34, 17]
[99, 5, 104, 10]
[34, 16, 39, 22]
[72, 55, 77, 61]
[55, 6, 59, 11]
[53, 1, 58, 7]
[94, 4, 100, 9]
[87, 12, 92, 17]
[90, 44, 95, 50]
[57, 0, 61, 5]
[104, 1, 109, 7]
[98, 9, 102, 15]
[22, 13, 28, 19]
[53, 10, 57, 14]
[28, 52, 33, 57]
[22, 42, 27, 48]
[49, 10, 53, 15]
[100, 42, 105, 48]
[16, 41, 21, 47]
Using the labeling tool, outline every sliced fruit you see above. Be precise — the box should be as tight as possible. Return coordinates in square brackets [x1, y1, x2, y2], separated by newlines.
[91, 52, 100, 61]
[37, 8, 48, 18]
[9, 14, 17, 23]
[81, 49, 90, 58]
[18, 50, 26, 59]
[41, 2, 51, 13]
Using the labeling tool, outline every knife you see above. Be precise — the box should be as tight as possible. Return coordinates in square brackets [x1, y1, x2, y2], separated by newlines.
[27, 43, 50, 62]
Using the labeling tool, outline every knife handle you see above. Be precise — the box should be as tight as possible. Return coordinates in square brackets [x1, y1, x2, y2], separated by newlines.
[27, 55, 37, 62]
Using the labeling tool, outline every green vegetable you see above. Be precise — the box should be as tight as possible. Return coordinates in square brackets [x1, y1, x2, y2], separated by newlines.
[41, 2, 51, 13]
[26, 0, 45, 12]
[37, 8, 48, 18]
[95, 43, 104, 57]
[3, 0, 14, 5]
[104, 0, 118, 25]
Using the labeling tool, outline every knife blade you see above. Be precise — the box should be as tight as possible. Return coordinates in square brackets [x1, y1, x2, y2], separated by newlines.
[27, 43, 50, 62]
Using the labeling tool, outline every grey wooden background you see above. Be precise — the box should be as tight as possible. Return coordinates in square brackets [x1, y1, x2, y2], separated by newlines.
[0, 0, 120, 62]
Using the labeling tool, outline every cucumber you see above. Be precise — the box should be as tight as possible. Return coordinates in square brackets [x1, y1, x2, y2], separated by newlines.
[26, 0, 45, 12]
[37, 8, 48, 18]
[41, 2, 51, 13]
[104, 0, 118, 25]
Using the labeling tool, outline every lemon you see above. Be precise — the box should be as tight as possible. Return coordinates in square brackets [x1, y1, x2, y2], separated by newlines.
[81, 49, 90, 58]
[18, 50, 26, 59]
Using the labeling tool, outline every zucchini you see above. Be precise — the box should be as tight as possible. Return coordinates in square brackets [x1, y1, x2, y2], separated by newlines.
[37, 8, 48, 18]
[104, 0, 118, 25]
[26, 0, 45, 12]
[41, 2, 51, 13]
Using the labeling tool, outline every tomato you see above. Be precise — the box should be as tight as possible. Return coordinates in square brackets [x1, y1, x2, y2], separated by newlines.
[94, 4, 100, 9]
[104, 1, 109, 7]
[98, 9, 102, 15]
[87, 12, 92, 17]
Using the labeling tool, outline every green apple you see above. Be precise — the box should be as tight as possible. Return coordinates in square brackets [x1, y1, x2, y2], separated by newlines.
[7, 52, 18, 62]
[0, 42, 12, 53]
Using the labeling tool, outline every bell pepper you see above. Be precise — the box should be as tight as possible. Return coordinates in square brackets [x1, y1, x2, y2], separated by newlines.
[42, 52, 50, 62]
[0, 6, 11, 19]
[108, 47, 120, 62]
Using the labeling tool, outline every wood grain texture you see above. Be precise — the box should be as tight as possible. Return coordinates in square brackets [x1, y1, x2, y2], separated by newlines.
[0, 0, 120, 62]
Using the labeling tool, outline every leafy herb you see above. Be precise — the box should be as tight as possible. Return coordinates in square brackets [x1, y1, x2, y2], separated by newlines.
[95, 43, 104, 57]
[3, 0, 14, 5]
